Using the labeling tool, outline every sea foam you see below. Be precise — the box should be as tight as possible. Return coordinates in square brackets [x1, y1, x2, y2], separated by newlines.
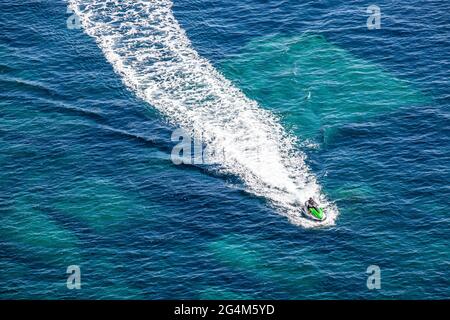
[68, 0, 338, 227]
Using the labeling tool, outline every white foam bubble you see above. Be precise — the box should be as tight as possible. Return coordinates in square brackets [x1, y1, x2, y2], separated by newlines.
[68, 0, 338, 227]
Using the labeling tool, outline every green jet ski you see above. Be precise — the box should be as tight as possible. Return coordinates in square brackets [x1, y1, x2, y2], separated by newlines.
[302, 198, 327, 222]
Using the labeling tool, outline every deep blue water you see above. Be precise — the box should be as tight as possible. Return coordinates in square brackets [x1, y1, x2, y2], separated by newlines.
[0, 0, 449, 299]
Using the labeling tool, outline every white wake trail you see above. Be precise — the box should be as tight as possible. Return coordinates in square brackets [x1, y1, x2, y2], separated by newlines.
[68, 0, 338, 227]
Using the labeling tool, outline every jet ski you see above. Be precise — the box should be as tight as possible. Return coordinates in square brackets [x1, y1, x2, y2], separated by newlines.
[302, 198, 327, 222]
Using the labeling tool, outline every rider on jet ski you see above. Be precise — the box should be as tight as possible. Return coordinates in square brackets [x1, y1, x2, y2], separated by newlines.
[306, 198, 319, 211]
[304, 197, 326, 221]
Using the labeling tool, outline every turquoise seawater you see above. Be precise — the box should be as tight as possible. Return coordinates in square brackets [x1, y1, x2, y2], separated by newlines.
[0, 0, 449, 299]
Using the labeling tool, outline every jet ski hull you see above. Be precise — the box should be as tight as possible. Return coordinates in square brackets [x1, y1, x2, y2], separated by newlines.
[302, 206, 327, 222]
